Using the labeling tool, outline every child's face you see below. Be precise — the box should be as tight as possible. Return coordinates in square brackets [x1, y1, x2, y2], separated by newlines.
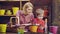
[37, 15, 43, 19]
[36, 8, 44, 19]
[26, 7, 33, 14]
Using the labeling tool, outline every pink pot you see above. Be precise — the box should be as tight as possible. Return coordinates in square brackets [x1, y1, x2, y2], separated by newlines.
[49, 26, 58, 34]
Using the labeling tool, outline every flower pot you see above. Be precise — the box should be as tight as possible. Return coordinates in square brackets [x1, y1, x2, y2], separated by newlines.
[12, 7, 19, 15]
[49, 26, 58, 34]
[0, 24, 7, 33]
[29, 25, 38, 32]
[0, 9, 5, 15]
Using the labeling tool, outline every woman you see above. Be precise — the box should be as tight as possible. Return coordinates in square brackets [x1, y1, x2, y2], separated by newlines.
[16, 2, 34, 24]
[16, 2, 34, 32]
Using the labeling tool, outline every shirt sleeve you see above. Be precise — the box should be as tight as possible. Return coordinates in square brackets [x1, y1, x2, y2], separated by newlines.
[41, 20, 45, 28]
[16, 10, 24, 24]
[16, 10, 20, 17]
[32, 18, 37, 24]
[31, 14, 34, 20]
[30, 14, 35, 24]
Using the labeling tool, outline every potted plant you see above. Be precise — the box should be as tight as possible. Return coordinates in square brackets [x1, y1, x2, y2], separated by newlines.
[49, 21, 58, 34]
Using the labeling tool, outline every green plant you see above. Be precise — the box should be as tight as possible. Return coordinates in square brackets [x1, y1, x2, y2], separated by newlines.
[52, 21, 59, 26]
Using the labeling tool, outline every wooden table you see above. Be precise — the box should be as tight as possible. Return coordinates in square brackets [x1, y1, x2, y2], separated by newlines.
[0, 32, 45, 34]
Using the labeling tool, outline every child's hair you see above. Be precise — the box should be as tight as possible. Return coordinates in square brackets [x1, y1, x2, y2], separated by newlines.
[34, 8, 44, 18]
[23, 2, 33, 14]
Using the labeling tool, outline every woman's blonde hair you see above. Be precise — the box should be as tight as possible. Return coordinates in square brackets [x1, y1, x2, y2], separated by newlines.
[23, 2, 33, 14]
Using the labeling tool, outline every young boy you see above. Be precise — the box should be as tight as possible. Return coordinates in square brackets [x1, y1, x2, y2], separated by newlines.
[33, 8, 45, 33]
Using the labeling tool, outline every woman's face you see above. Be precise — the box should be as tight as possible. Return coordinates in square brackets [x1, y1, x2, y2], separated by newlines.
[26, 7, 33, 14]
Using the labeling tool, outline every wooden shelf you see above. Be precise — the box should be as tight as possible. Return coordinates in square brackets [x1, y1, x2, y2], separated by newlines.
[20, 0, 30, 1]
[0, 0, 30, 1]
[0, 15, 16, 16]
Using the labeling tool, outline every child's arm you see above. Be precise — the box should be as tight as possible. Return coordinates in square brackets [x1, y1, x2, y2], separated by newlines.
[39, 20, 45, 30]
[39, 25, 45, 30]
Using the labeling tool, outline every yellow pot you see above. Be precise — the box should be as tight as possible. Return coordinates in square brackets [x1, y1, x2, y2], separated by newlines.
[0, 24, 7, 33]
[12, 7, 19, 15]
[29, 25, 38, 32]
[0, 9, 5, 15]
[6, 10, 12, 15]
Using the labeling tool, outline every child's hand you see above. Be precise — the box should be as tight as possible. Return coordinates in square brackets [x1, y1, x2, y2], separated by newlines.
[39, 26, 44, 30]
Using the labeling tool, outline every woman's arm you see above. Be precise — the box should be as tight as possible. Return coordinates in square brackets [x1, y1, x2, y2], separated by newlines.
[16, 11, 20, 25]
